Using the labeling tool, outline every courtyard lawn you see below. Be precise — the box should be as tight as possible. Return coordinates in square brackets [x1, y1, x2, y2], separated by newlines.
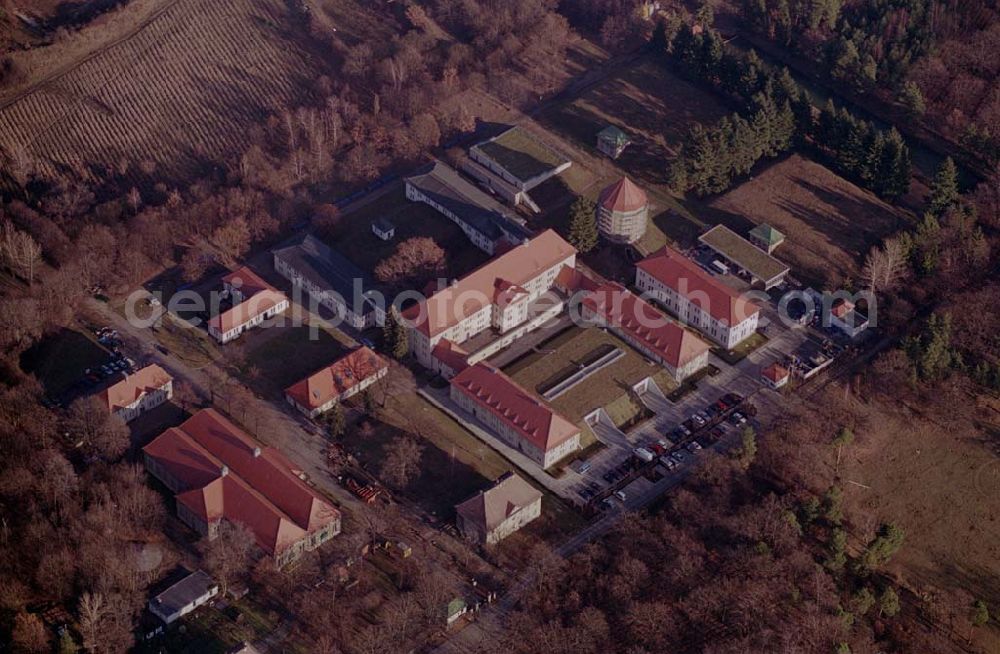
[712, 332, 769, 365]
[331, 180, 492, 285]
[244, 323, 350, 397]
[503, 326, 661, 424]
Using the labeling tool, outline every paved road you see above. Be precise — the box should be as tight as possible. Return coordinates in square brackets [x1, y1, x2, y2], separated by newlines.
[86, 297, 368, 514]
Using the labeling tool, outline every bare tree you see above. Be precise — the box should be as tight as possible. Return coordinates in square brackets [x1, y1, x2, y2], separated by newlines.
[78, 591, 106, 652]
[65, 396, 130, 460]
[861, 235, 908, 295]
[374, 237, 446, 285]
[380, 436, 424, 489]
[1, 219, 42, 283]
[12, 611, 49, 652]
[199, 521, 257, 596]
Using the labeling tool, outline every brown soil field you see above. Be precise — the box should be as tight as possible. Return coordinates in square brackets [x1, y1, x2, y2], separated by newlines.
[704, 154, 912, 288]
[0, 0, 325, 181]
[838, 393, 1000, 651]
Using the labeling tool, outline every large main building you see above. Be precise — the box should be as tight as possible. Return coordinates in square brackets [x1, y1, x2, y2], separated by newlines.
[405, 229, 577, 376]
[143, 409, 341, 568]
[636, 247, 760, 349]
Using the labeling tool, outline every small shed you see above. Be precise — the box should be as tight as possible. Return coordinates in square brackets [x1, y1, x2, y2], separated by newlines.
[372, 218, 395, 241]
[748, 223, 785, 254]
[596, 125, 631, 159]
[761, 362, 790, 389]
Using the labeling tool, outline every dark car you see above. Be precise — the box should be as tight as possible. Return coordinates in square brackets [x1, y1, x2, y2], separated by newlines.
[155, 344, 170, 356]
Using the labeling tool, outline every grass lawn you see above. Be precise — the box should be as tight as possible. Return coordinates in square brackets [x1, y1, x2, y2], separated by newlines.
[331, 180, 492, 286]
[712, 332, 769, 365]
[504, 326, 661, 424]
[138, 595, 279, 654]
[536, 55, 729, 188]
[243, 322, 350, 397]
[703, 154, 910, 288]
[19, 327, 110, 396]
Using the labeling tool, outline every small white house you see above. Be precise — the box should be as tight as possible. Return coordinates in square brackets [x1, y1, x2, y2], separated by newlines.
[148, 570, 218, 625]
[372, 218, 395, 241]
[761, 362, 790, 389]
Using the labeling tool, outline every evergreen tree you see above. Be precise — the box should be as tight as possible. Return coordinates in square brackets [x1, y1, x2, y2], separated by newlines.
[856, 523, 905, 574]
[383, 307, 409, 360]
[972, 600, 990, 628]
[825, 527, 848, 570]
[899, 81, 925, 119]
[325, 401, 346, 438]
[928, 157, 959, 216]
[878, 587, 901, 617]
[698, 30, 725, 80]
[567, 197, 598, 252]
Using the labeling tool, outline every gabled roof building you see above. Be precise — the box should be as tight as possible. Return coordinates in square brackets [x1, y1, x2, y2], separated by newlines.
[143, 409, 341, 567]
[284, 347, 389, 419]
[455, 472, 542, 544]
[636, 247, 760, 349]
[404, 160, 531, 254]
[406, 229, 577, 376]
[272, 234, 384, 330]
[208, 267, 289, 344]
[580, 282, 710, 381]
[101, 363, 173, 423]
[450, 363, 581, 469]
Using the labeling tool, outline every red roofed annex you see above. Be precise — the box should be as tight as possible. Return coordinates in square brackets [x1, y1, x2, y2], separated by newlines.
[450, 362, 581, 469]
[284, 347, 389, 418]
[143, 409, 341, 567]
[580, 281, 710, 381]
[635, 247, 760, 349]
[100, 363, 173, 423]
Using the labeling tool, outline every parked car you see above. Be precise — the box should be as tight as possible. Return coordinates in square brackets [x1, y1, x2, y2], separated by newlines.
[686, 441, 703, 453]
[724, 392, 743, 405]
[729, 412, 747, 426]
[649, 443, 665, 456]
[690, 415, 706, 428]
[614, 490, 627, 502]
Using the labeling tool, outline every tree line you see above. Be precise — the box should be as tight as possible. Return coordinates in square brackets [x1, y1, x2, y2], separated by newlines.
[653, 22, 912, 199]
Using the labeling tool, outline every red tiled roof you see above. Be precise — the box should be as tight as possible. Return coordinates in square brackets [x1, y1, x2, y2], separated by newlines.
[598, 177, 648, 213]
[284, 347, 387, 410]
[432, 339, 470, 375]
[831, 299, 854, 318]
[553, 265, 599, 293]
[101, 364, 172, 413]
[405, 230, 576, 338]
[209, 267, 288, 335]
[762, 362, 790, 383]
[582, 282, 710, 369]
[143, 409, 339, 556]
[451, 363, 580, 453]
[636, 247, 759, 325]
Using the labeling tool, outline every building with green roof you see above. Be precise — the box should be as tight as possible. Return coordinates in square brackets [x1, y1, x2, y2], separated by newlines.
[748, 223, 785, 254]
[596, 124, 631, 159]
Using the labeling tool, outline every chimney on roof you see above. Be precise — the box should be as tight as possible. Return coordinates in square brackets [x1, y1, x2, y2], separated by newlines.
[220, 465, 229, 477]
[253, 446, 261, 458]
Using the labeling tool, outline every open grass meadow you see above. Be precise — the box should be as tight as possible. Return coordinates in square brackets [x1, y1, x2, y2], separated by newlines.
[332, 181, 492, 286]
[504, 326, 660, 426]
[704, 154, 910, 288]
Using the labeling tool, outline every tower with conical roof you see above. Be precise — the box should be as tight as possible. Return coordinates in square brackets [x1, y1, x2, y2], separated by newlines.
[596, 176, 648, 244]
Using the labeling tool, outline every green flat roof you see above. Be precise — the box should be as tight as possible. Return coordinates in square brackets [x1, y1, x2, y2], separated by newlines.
[474, 126, 569, 182]
[699, 225, 789, 283]
[748, 223, 785, 246]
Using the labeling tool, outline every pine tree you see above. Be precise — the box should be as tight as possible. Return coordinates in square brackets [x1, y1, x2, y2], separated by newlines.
[392, 317, 409, 360]
[878, 587, 901, 617]
[929, 157, 959, 216]
[567, 197, 598, 252]
[325, 401, 346, 438]
[899, 81, 926, 119]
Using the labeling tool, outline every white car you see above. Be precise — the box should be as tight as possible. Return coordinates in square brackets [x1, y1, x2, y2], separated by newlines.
[686, 441, 703, 453]
[614, 490, 627, 502]
[691, 414, 706, 427]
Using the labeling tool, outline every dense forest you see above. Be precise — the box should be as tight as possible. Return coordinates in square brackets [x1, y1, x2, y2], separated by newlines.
[739, 0, 1000, 166]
